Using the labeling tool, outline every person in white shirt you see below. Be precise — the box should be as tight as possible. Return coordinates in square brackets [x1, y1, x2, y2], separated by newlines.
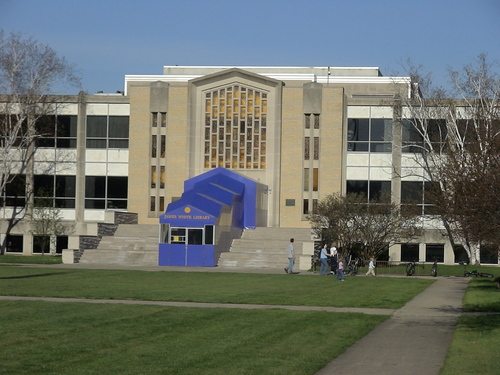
[284, 238, 295, 274]
[366, 257, 376, 276]
[329, 245, 338, 274]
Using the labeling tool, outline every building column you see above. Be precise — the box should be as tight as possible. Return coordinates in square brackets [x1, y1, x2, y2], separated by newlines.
[75, 92, 86, 223]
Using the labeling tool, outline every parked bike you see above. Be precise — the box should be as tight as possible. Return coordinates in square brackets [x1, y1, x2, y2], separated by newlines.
[459, 261, 494, 278]
[431, 260, 438, 277]
[345, 257, 359, 276]
[406, 261, 416, 276]
[464, 269, 494, 278]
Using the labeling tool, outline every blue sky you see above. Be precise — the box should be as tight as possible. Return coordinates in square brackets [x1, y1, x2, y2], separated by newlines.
[1, 0, 499, 94]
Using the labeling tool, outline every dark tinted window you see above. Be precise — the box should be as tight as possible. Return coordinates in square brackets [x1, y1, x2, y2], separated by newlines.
[401, 244, 419, 262]
[426, 244, 444, 263]
[85, 176, 106, 198]
[86, 116, 107, 137]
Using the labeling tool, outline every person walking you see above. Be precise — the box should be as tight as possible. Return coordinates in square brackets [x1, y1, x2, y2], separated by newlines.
[319, 244, 330, 275]
[366, 257, 376, 276]
[329, 245, 338, 275]
[284, 238, 295, 274]
[337, 258, 345, 281]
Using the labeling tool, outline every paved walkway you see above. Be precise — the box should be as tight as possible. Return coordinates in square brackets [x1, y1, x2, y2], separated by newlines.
[315, 277, 470, 375]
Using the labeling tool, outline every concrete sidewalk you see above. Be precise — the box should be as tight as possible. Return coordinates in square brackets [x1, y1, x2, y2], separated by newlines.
[315, 277, 469, 375]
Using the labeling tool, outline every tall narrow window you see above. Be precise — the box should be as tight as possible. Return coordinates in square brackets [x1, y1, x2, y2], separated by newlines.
[159, 197, 165, 212]
[313, 114, 320, 129]
[151, 166, 157, 189]
[150, 196, 156, 212]
[304, 137, 310, 160]
[313, 168, 319, 192]
[160, 135, 166, 158]
[303, 114, 320, 217]
[313, 137, 319, 160]
[305, 114, 311, 129]
[160, 166, 165, 189]
[303, 168, 310, 192]
[150, 112, 168, 216]
[151, 135, 157, 158]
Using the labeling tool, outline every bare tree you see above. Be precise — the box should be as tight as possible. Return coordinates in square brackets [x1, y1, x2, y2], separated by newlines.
[309, 193, 419, 261]
[30, 205, 66, 255]
[400, 54, 500, 264]
[0, 31, 79, 255]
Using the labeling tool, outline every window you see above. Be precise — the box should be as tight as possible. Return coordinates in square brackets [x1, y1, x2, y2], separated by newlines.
[5, 235, 23, 253]
[402, 119, 424, 153]
[56, 236, 68, 254]
[313, 137, 319, 160]
[204, 85, 267, 169]
[346, 180, 368, 197]
[480, 244, 498, 264]
[401, 244, 419, 262]
[150, 112, 167, 216]
[108, 116, 129, 148]
[346, 180, 390, 203]
[312, 168, 319, 192]
[426, 244, 444, 263]
[303, 199, 309, 215]
[401, 181, 437, 215]
[2, 175, 26, 207]
[107, 176, 128, 209]
[348, 118, 392, 152]
[56, 116, 77, 148]
[453, 245, 468, 264]
[33, 175, 76, 208]
[86, 116, 107, 148]
[35, 115, 56, 147]
[33, 235, 51, 254]
[86, 115, 129, 149]
[204, 225, 214, 245]
[402, 119, 446, 153]
[368, 181, 391, 203]
[85, 176, 127, 209]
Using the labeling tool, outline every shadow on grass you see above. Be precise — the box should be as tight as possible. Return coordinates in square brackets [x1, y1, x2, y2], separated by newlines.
[0, 272, 69, 280]
[459, 314, 500, 331]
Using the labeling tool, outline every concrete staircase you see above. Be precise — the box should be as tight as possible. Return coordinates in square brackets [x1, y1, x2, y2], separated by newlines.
[218, 227, 313, 269]
[78, 224, 158, 266]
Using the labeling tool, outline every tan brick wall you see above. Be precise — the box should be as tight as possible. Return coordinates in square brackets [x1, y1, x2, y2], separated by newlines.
[319, 87, 344, 198]
[165, 85, 189, 205]
[127, 84, 153, 224]
[279, 86, 307, 228]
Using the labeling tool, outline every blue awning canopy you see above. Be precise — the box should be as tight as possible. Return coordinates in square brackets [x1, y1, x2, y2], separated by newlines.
[160, 167, 258, 229]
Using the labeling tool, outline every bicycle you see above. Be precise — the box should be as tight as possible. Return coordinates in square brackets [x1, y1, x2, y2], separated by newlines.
[431, 260, 438, 277]
[459, 261, 495, 278]
[464, 269, 494, 278]
[406, 261, 416, 276]
[345, 257, 359, 276]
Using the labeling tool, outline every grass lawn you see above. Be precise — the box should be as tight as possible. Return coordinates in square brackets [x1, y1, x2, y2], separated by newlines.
[441, 278, 500, 375]
[0, 254, 62, 264]
[0, 300, 386, 375]
[0, 266, 432, 309]
[463, 278, 500, 312]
